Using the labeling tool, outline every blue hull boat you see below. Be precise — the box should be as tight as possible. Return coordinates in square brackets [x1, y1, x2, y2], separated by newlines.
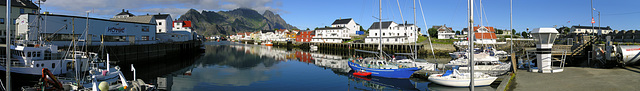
[348, 61, 420, 78]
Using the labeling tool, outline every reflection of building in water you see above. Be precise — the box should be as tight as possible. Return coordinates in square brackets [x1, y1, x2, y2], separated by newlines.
[295, 51, 314, 64]
[312, 53, 351, 73]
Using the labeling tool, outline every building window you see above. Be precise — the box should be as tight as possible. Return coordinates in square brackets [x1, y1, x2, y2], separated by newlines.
[383, 33, 386, 36]
[141, 26, 149, 32]
[32, 10, 37, 14]
[375, 33, 377, 36]
[159, 29, 162, 32]
[20, 8, 24, 14]
[158, 22, 162, 25]
[0, 18, 4, 24]
[142, 36, 149, 40]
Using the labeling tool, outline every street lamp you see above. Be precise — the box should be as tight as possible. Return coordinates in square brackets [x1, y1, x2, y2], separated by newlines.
[593, 8, 601, 36]
[530, 28, 563, 73]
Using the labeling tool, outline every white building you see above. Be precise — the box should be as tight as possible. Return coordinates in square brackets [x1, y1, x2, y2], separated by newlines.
[311, 27, 349, 43]
[365, 21, 418, 44]
[474, 26, 497, 44]
[330, 18, 361, 36]
[0, 0, 39, 41]
[111, 10, 192, 43]
[433, 25, 455, 39]
[274, 29, 288, 42]
[310, 18, 361, 43]
[172, 20, 197, 41]
[570, 26, 613, 35]
[16, 13, 157, 46]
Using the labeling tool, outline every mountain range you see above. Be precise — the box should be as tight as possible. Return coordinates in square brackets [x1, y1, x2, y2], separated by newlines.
[178, 8, 297, 36]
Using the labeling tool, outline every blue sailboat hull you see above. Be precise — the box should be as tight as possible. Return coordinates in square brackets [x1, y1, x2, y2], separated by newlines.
[348, 61, 420, 78]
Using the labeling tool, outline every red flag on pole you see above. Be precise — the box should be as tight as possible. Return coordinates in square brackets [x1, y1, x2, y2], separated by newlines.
[591, 17, 595, 24]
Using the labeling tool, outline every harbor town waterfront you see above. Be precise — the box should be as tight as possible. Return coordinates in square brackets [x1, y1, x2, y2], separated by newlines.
[0, 0, 639, 91]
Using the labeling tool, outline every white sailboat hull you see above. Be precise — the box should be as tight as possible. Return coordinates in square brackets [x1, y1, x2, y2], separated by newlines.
[428, 75, 497, 87]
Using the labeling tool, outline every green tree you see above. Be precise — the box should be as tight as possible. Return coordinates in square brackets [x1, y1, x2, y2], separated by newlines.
[455, 31, 461, 35]
[306, 28, 310, 30]
[359, 26, 365, 31]
[428, 28, 438, 38]
[495, 29, 504, 34]
[521, 31, 529, 38]
[511, 29, 516, 35]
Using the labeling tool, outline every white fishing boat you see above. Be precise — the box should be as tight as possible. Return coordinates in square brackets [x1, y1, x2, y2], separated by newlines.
[428, 69, 497, 87]
[0, 41, 95, 76]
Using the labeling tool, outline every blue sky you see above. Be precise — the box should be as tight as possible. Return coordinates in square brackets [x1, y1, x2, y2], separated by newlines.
[42, 0, 640, 34]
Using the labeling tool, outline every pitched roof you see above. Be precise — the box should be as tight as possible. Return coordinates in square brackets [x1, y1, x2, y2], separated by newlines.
[276, 29, 287, 32]
[474, 33, 497, 39]
[153, 14, 170, 19]
[115, 9, 135, 16]
[261, 30, 275, 33]
[368, 21, 394, 29]
[474, 26, 495, 32]
[331, 18, 352, 25]
[316, 27, 345, 30]
[0, 0, 39, 9]
[571, 26, 612, 30]
[110, 15, 155, 24]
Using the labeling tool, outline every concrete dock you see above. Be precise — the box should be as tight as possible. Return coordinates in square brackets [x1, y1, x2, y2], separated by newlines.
[512, 66, 640, 91]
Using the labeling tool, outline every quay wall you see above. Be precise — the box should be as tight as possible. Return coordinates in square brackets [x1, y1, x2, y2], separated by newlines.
[62, 41, 202, 64]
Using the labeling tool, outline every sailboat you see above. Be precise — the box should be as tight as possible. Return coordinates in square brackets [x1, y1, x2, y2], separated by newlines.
[428, 0, 497, 87]
[347, 0, 421, 79]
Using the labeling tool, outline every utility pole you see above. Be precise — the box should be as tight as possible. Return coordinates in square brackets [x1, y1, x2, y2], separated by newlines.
[5, 0, 11, 90]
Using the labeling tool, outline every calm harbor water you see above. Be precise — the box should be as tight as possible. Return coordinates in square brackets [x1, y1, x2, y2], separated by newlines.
[125, 41, 495, 91]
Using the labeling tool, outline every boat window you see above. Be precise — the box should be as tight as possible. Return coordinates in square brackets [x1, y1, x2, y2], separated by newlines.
[52, 63, 55, 68]
[27, 52, 32, 57]
[36, 52, 41, 57]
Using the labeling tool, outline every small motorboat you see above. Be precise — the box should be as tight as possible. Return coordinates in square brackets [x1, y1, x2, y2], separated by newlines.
[352, 70, 372, 77]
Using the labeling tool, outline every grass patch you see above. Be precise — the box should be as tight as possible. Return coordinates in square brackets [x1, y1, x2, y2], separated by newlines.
[417, 36, 429, 43]
[431, 39, 457, 44]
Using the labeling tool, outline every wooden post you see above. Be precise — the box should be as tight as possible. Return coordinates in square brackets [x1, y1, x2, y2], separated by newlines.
[511, 53, 517, 73]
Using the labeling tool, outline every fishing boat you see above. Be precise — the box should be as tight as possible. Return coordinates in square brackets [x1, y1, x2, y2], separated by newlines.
[428, 69, 497, 87]
[0, 41, 95, 76]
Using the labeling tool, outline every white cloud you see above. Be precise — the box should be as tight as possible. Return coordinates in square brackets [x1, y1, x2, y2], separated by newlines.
[41, 0, 283, 18]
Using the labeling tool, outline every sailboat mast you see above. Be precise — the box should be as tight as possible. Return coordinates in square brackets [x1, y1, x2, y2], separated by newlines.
[379, 0, 383, 59]
[413, 0, 416, 60]
[5, 0, 11, 90]
[468, 0, 475, 90]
